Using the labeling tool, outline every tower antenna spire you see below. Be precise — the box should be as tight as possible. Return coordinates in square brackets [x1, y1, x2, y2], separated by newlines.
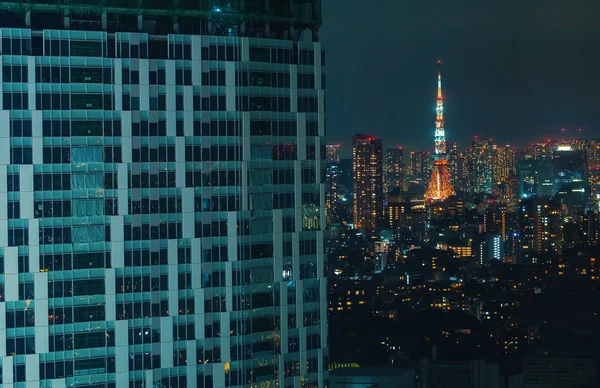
[425, 60, 456, 204]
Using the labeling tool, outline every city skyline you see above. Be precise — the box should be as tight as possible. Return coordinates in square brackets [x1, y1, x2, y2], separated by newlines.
[321, 0, 600, 156]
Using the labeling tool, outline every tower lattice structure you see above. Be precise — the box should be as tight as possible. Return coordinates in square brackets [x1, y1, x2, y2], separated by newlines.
[425, 62, 456, 203]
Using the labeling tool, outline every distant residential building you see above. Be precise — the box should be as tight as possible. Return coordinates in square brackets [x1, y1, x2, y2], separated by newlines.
[448, 141, 460, 184]
[519, 198, 561, 263]
[410, 150, 431, 180]
[493, 144, 517, 185]
[480, 234, 504, 266]
[471, 136, 494, 194]
[353, 134, 384, 229]
[326, 146, 342, 225]
[384, 147, 405, 192]
[327, 144, 341, 163]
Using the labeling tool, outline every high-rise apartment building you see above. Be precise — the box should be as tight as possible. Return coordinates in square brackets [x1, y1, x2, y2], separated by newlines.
[410, 151, 431, 180]
[352, 135, 383, 230]
[471, 137, 494, 194]
[326, 144, 341, 163]
[383, 147, 404, 193]
[326, 145, 341, 225]
[0, 2, 327, 387]
[447, 141, 460, 184]
[458, 150, 473, 193]
[492, 144, 517, 186]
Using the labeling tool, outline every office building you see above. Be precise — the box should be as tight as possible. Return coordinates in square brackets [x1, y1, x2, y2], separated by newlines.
[458, 149, 474, 193]
[0, 2, 327, 387]
[492, 144, 517, 186]
[352, 134, 383, 230]
[518, 157, 553, 199]
[326, 144, 340, 163]
[410, 150, 431, 180]
[447, 141, 460, 184]
[553, 145, 587, 211]
[479, 235, 504, 266]
[326, 145, 341, 225]
[384, 147, 404, 193]
[471, 137, 493, 194]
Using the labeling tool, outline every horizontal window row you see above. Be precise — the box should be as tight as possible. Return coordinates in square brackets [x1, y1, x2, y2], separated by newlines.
[250, 144, 297, 161]
[131, 145, 175, 162]
[193, 221, 228, 239]
[128, 195, 182, 215]
[48, 278, 105, 298]
[123, 222, 182, 241]
[129, 171, 176, 188]
[1, 37, 319, 67]
[184, 170, 240, 187]
[236, 71, 290, 88]
[230, 315, 280, 336]
[193, 119, 241, 137]
[6, 336, 35, 355]
[41, 251, 111, 272]
[132, 120, 167, 136]
[124, 249, 168, 267]
[35, 65, 113, 84]
[36, 92, 114, 110]
[39, 146, 123, 164]
[6, 309, 35, 328]
[116, 274, 169, 293]
[130, 327, 161, 345]
[42, 119, 121, 137]
[249, 119, 297, 136]
[2, 65, 28, 83]
[232, 291, 280, 310]
[116, 298, 194, 319]
[185, 145, 242, 162]
[236, 96, 290, 112]
[39, 226, 109, 245]
[49, 330, 115, 352]
[48, 305, 105, 325]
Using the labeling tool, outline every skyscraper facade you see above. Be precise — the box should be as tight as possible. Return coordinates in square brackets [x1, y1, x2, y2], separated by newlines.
[326, 145, 341, 225]
[447, 141, 460, 184]
[352, 135, 383, 230]
[471, 137, 494, 194]
[410, 150, 431, 180]
[326, 144, 340, 163]
[383, 147, 404, 193]
[0, 2, 327, 387]
[492, 144, 517, 186]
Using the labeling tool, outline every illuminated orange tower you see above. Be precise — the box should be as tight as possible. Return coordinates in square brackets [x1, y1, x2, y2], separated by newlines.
[425, 61, 456, 203]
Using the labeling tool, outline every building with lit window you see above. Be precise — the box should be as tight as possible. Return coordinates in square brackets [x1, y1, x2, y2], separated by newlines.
[326, 145, 341, 225]
[553, 144, 587, 211]
[410, 150, 430, 180]
[447, 141, 460, 184]
[352, 134, 383, 230]
[471, 136, 494, 194]
[492, 144, 517, 186]
[384, 147, 404, 193]
[0, 2, 327, 387]
[326, 144, 340, 163]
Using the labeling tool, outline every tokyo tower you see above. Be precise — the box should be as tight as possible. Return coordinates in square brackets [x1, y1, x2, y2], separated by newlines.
[425, 61, 456, 203]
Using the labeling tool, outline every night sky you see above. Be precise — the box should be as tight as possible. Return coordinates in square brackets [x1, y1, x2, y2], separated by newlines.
[320, 0, 600, 157]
